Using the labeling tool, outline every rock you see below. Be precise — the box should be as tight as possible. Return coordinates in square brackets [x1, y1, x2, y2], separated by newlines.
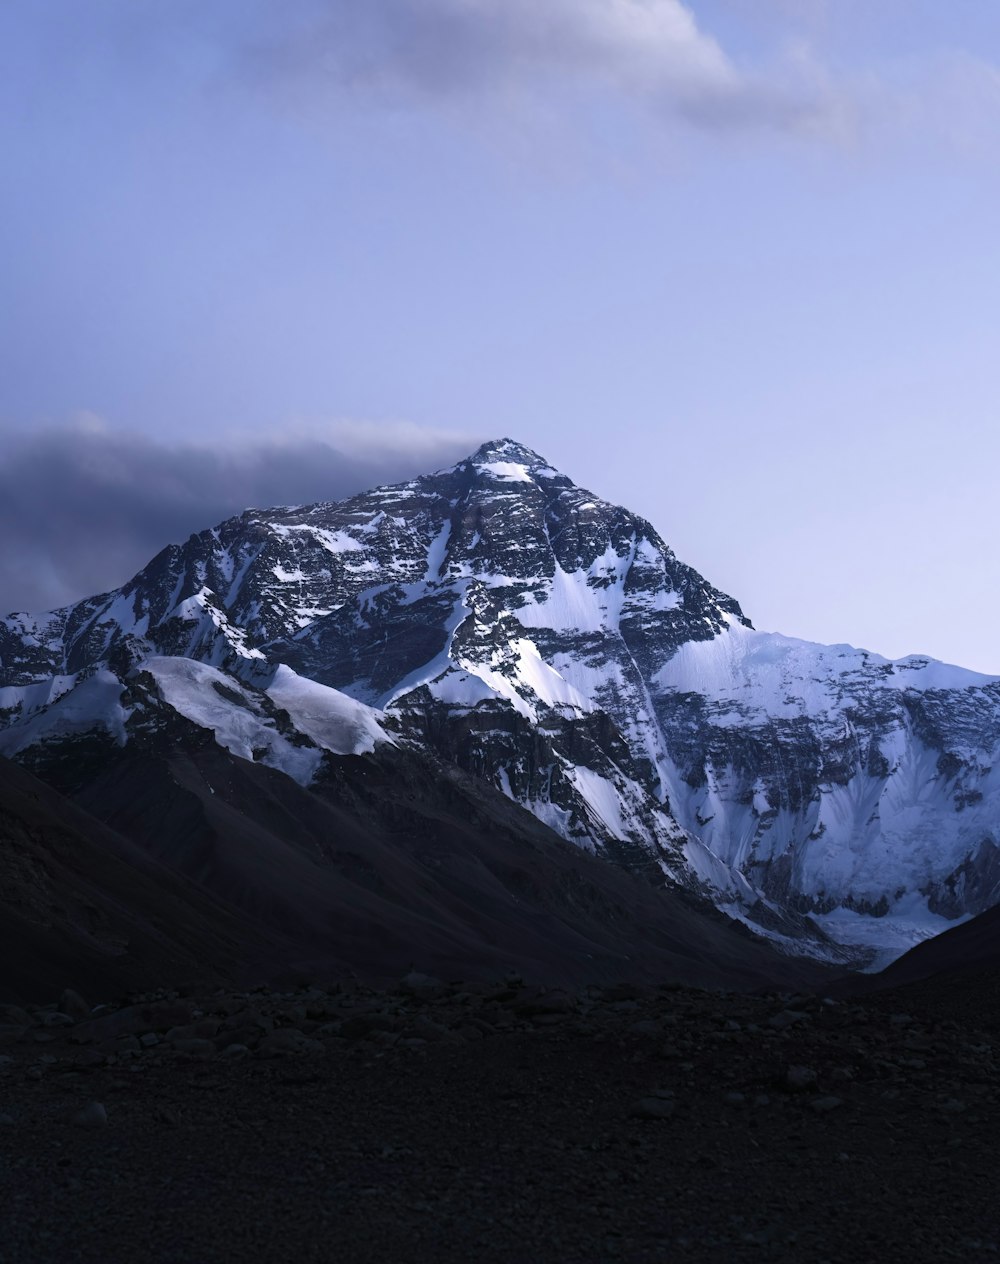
[305, 997, 338, 1022]
[360, 1029, 397, 1050]
[514, 991, 576, 1018]
[410, 1016, 456, 1043]
[71, 1049, 107, 1069]
[277, 1006, 308, 1026]
[0, 1006, 31, 1027]
[768, 1011, 809, 1031]
[724, 1092, 746, 1107]
[139, 1033, 159, 1048]
[72, 1102, 107, 1129]
[175, 979, 214, 998]
[73, 1001, 193, 1045]
[339, 1013, 397, 1041]
[208, 997, 246, 1018]
[810, 1096, 844, 1113]
[631, 1097, 675, 1121]
[40, 1012, 74, 1028]
[59, 990, 91, 1022]
[221, 1043, 250, 1057]
[165, 1018, 221, 1044]
[598, 984, 649, 1003]
[785, 1065, 818, 1091]
[219, 1008, 272, 1032]
[256, 1029, 324, 1057]
[398, 971, 448, 997]
[0, 1113, 14, 1125]
[171, 1039, 216, 1058]
[0, 1026, 27, 1047]
[215, 1026, 262, 1051]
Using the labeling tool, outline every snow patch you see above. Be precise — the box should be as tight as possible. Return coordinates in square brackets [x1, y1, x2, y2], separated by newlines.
[269, 523, 364, 554]
[516, 559, 628, 633]
[569, 766, 628, 840]
[0, 675, 78, 718]
[380, 589, 472, 709]
[145, 656, 321, 785]
[654, 622, 999, 720]
[266, 664, 391, 756]
[423, 520, 452, 582]
[0, 670, 127, 756]
[813, 895, 971, 972]
[509, 638, 593, 712]
[477, 461, 533, 483]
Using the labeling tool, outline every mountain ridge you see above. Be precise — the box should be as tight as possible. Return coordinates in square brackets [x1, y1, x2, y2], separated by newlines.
[4, 437, 1000, 969]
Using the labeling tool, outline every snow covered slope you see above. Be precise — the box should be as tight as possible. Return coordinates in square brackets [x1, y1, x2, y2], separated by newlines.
[4, 437, 1000, 967]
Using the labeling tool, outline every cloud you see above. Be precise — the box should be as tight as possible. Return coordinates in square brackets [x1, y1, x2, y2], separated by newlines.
[0, 420, 478, 614]
[236, 0, 847, 137]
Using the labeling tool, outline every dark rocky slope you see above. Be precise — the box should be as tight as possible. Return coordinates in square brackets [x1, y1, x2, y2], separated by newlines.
[0, 741, 833, 1005]
[0, 756, 282, 1003]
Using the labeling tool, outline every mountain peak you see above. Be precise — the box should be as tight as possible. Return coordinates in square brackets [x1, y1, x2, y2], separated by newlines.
[467, 438, 557, 474]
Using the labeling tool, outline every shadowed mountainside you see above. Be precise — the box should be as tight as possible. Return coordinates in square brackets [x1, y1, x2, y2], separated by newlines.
[0, 742, 836, 1004]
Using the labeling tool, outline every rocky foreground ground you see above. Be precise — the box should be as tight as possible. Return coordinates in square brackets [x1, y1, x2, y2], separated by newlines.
[1, 973, 998, 1263]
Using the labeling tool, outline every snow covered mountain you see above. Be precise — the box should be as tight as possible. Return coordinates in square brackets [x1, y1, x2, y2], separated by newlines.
[3, 437, 1000, 967]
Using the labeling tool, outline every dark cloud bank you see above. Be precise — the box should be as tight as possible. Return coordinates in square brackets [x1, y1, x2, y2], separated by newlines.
[0, 426, 475, 614]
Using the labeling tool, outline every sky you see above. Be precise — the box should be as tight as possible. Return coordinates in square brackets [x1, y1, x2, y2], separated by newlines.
[2, 1, 1000, 670]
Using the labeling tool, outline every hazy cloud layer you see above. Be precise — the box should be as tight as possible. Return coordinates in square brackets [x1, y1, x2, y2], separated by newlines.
[0, 422, 477, 614]
[227, 0, 847, 136]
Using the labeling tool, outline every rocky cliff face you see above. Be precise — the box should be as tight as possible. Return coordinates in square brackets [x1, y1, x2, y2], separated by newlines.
[4, 438, 1000, 966]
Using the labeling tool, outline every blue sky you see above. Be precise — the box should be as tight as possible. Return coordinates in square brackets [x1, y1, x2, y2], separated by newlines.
[2, 2, 1000, 670]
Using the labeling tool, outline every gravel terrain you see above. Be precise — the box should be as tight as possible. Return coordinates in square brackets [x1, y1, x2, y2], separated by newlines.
[1, 974, 997, 1263]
